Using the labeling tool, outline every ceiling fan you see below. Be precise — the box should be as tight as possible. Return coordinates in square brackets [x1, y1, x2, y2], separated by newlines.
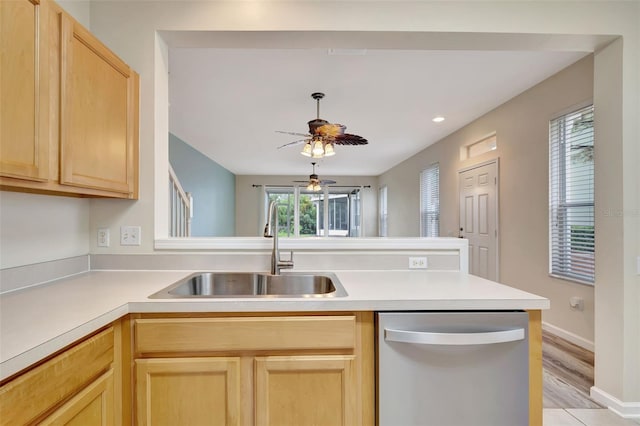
[277, 92, 368, 158]
[293, 162, 336, 192]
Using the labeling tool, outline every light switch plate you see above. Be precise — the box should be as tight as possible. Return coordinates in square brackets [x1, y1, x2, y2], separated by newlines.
[121, 226, 141, 246]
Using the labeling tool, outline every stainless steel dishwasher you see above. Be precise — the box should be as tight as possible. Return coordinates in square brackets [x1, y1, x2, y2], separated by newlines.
[377, 311, 529, 426]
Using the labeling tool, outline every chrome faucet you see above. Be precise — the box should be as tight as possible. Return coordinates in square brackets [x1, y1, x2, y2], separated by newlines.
[264, 200, 294, 275]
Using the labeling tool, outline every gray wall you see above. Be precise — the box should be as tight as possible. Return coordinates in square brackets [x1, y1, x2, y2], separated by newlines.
[380, 55, 595, 344]
[169, 133, 236, 237]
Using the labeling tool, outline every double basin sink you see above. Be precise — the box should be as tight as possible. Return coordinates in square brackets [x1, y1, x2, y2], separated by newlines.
[149, 272, 348, 298]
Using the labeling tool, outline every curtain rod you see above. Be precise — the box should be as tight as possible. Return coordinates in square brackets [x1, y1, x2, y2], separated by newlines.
[252, 184, 371, 189]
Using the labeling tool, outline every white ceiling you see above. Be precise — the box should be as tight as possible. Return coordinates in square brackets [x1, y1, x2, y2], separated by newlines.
[169, 46, 587, 177]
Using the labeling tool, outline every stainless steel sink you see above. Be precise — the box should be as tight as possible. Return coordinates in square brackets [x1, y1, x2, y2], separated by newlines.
[149, 272, 347, 298]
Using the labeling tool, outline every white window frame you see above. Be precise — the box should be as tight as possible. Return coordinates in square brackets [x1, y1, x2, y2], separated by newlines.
[549, 103, 595, 285]
[420, 163, 440, 238]
[264, 186, 297, 237]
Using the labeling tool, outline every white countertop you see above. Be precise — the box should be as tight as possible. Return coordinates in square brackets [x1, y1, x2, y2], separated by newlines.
[0, 269, 549, 381]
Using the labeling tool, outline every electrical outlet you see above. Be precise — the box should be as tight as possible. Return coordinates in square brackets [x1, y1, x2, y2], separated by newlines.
[120, 226, 141, 246]
[569, 296, 584, 311]
[409, 257, 428, 269]
[97, 228, 110, 247]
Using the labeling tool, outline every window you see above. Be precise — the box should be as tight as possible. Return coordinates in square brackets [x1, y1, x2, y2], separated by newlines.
[266, 188, 295, 237]
[265, 186, 363, 237]
[460, 134, 497, 160]
[294, 189, 321, 237]
[420, 164, 439, 237]
[318, 192, 351, 236]
[378, 186, 388, 237]
[549, 104, 595, 284]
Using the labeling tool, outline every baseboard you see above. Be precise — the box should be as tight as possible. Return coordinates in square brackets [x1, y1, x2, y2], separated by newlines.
[542, 322, 594, 352]
[590, 386, 640, 419]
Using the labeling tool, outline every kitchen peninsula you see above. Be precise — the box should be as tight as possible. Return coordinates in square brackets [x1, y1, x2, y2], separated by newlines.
[0, 260, 548, 425]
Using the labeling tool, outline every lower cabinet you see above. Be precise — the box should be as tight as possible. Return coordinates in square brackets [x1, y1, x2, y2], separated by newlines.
[0, 310, 541, 425]
[254, 355, 357, 425]
[132, 313, 374, 426]
[136, 357, 241, 425]
[0, 325, 119, 426]
[40, 369, 115, 426]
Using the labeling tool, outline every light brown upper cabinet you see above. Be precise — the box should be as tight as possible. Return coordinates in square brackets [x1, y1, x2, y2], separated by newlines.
[0, 0, 50, 182]
[0, 0, 139, 199]
[59, 14, 138, 196]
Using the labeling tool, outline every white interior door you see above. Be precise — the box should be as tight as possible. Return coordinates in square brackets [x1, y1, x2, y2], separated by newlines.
[459, 161, 499, 281]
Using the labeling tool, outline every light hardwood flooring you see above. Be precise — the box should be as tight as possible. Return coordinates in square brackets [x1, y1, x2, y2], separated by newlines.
[542, 331, 640, 426]
[542, 330, 601, 409]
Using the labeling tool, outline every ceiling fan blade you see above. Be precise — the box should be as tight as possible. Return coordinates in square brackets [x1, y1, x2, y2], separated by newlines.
[277, 139, 309, 149]
[334, 133, 368, 145]
[292, 180, 310, 183]
[276, 130, 311, 137]
[320, 180, 337, 185]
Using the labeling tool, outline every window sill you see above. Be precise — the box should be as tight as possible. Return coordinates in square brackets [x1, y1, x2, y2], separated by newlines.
[549, 273, 594, 286]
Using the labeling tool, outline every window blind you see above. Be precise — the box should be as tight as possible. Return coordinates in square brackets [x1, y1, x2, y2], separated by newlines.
[549, 104, 595, 284]
[420, 164, 440, 237]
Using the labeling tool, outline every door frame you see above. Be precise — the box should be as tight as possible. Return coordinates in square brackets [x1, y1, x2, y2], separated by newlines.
[457, 158, 500, 282]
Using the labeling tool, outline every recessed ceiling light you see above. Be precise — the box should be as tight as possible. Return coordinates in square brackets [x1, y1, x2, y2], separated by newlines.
[432, 116, 445, 123]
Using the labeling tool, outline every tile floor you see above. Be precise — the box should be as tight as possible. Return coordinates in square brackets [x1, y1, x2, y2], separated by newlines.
[544, 408, 640, 426]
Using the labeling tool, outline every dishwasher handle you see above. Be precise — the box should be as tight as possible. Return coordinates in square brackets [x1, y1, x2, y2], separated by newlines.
[384, 327, 525, 345]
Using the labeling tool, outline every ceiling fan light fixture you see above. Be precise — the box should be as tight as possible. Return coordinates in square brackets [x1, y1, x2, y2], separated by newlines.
[279, 92, 367, 155]
[324, 142, 335, 157]
[312, 139, 325, 156]
[300, 142, 312, 157]
[296, 162, 334, 191]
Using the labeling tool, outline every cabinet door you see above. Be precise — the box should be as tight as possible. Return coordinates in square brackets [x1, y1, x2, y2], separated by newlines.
[0, 327, 115, 426]
[255, 355, 357, 426]
[59, 13, 138, 196]
[40, 369, 114, 426]
[0, 0, 49, 181]
[136, 357, 241, 426]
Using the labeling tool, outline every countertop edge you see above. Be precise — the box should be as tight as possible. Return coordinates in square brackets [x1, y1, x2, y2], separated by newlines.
[0, 304, 129, 382]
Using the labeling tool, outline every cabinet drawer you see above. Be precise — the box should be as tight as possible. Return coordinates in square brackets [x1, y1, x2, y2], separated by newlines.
[40, 369, 114, 426]
[0, 327, 114, 425]
[134, 316, 356, 354]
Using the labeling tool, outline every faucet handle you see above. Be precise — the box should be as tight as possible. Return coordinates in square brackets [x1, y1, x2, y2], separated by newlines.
[277, 251, 294, 271]
[279, 250, 294, 262]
